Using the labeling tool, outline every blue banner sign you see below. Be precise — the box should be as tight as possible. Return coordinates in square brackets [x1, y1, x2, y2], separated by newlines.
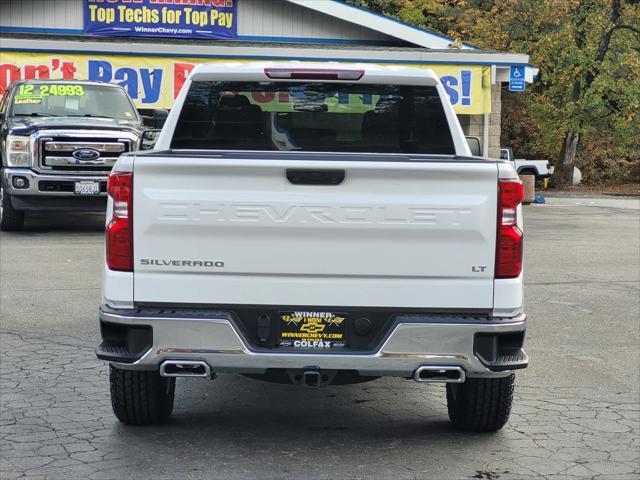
[84, 0, 237, 40]
[509, 66, 526, 92]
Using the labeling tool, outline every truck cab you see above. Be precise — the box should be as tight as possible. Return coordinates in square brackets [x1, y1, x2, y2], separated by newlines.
[0, 80, 145, 231]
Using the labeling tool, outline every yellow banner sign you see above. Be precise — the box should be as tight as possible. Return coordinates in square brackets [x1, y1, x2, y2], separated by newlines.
[0, 51, 491, 114]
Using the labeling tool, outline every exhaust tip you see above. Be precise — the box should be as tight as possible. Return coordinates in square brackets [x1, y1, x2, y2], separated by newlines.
[414, 366, 465, 383]
[160, 360, 212, 378]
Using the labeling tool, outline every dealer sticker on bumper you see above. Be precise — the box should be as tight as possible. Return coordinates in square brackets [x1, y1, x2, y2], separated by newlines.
[279, 311, 347, 349]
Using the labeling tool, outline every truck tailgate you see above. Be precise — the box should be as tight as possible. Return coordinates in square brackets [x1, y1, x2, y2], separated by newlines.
[133, 154, 498, 310]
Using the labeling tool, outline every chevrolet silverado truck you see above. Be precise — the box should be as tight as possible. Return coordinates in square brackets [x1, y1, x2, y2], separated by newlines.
[0, 80, 144, 231]
[97, 63, 529, 432]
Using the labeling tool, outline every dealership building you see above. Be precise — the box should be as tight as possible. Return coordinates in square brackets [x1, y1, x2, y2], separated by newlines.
[0, 0, 534, 157]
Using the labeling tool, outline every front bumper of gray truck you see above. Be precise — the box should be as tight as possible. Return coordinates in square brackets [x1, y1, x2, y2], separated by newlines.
[3, 168, 108, 211]
[2, 129, 140, 212]
[96, 306, 528, 382]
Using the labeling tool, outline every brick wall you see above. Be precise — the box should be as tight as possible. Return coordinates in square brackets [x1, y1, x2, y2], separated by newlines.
[489, 83, 502, 159]
[458, 83, 502, 159]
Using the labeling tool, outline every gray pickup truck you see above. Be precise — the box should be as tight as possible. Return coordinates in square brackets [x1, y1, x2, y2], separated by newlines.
[0, 80, 146, 231]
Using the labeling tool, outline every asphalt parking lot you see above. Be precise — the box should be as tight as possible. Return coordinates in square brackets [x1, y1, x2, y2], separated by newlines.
[1, 196, 639, 480]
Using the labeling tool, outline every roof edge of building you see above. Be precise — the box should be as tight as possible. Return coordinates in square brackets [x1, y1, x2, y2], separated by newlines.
[0, 34, 530, 67]
[287, 0, 477, 50]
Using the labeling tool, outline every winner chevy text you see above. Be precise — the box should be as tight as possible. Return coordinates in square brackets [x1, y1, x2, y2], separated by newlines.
[96, 62, 529, 432]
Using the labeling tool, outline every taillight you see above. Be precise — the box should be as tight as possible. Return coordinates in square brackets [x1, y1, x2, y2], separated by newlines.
[264, 68, 364, 81]
[106, 172, 133, 272]
[496, 179, 524, 279]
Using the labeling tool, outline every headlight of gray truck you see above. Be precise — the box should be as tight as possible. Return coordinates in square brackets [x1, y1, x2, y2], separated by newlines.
[5, 135, 34, 167]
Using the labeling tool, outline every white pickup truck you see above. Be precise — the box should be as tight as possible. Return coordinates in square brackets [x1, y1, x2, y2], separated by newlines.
[500, 147, 552, 180]
[97, 62, 528, 432]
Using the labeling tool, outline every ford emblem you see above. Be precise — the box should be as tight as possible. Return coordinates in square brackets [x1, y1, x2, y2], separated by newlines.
[72, 148, 101, 161]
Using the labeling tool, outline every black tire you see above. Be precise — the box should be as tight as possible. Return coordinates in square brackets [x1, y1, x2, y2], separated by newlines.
[446, 374, 515, 432]
[109, 365, 176, 426]
[1, 190, 25, 231]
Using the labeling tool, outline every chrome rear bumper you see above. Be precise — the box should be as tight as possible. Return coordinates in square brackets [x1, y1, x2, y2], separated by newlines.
[98, 307, 527, 379]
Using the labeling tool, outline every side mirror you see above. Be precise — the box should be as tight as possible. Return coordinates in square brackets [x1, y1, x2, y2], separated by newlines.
[140, 129, 161, 151]
[465, 136, 482, 156]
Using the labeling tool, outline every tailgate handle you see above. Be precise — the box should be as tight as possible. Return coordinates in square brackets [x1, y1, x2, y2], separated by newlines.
[286, 169, 345, 186]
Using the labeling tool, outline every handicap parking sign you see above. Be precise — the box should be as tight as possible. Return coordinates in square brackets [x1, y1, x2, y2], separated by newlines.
[509, 66, 526, 92]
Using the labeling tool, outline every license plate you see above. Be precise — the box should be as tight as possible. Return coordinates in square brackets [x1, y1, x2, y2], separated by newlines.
[279, 311, 347, 349]
[74, 181, 100, 196]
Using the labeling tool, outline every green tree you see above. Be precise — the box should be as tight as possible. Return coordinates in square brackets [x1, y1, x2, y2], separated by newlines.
[350, 0, 640, 185]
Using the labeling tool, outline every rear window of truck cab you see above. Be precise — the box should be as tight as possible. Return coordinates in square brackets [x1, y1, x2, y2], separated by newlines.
[171, 81, 455, 154]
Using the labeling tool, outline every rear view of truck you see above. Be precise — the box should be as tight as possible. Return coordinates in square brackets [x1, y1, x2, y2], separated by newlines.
[97, 63, 528, 431]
